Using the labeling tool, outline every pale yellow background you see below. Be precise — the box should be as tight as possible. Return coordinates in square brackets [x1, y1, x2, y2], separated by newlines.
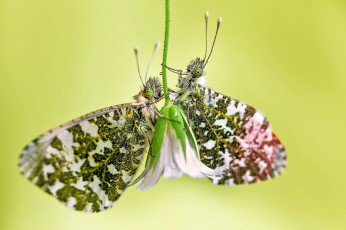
[1, 0, 345, 229]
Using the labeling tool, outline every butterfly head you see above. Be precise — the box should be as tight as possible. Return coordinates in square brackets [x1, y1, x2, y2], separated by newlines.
[133, 42, 162, 104]
[134, 77, 162, 103]
[176, 13, 221, 90]
[144, 87, 154, 99]
[187, 57, 205, 78]
[142, 77, 163, 102]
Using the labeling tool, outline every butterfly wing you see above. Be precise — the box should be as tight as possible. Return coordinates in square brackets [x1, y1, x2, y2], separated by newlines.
[179, 87, 286, 185]
[19, 104, 150, 212]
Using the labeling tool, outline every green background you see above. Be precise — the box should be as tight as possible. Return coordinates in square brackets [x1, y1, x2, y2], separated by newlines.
[1, 0, 345, 229]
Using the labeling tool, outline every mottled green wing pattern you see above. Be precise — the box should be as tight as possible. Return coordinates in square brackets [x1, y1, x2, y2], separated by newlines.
[177, 87, 286, 185]
[19, 104, 149, 212]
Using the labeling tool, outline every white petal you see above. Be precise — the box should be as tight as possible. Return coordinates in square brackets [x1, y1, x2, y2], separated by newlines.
[163, 164, 183, 178]
[173, 136, 220, 179]
[185, 137, 220, 179]
[137, 137, 166, 190]
[171, 139, 188, 175]
[137, 156, 164, 190]
[183, 139, 206, 178]
[163, 128, 183, 178]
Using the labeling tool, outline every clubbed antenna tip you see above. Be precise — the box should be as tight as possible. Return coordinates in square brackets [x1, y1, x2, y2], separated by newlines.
[203, 16, 222, 68]
[155, 41, 161, 49]
[145, 41, 162, 82]
[134, 45, 139, 54]
[203, 12, 209, 61]
[133, 45, 145, 87]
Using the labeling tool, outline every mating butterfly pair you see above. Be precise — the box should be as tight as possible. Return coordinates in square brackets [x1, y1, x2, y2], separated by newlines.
[18, 13, 286, 212]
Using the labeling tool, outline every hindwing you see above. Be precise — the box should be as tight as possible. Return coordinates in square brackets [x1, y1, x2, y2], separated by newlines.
[176, 87, 286, 185]
[19, 104, 150, 212]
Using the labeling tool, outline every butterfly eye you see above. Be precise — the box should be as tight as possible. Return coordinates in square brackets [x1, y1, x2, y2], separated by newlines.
[145, 87, 154, 98]
[192, 67, 202, 77]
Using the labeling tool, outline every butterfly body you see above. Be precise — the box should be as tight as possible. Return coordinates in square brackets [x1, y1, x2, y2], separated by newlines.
[172, 58, 286, 185]
[19, 77, 162, 212]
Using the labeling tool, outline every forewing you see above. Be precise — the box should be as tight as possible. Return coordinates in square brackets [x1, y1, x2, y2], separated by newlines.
[182, 87, 286, 185]
[19, 104, 149, 212]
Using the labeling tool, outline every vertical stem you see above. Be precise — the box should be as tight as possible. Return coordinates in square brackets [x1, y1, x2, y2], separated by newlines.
[162, 0, 170, 104]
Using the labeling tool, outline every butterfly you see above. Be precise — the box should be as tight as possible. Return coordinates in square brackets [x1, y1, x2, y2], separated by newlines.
[18, 44, 164, 212]
[169, 12, 286, 185]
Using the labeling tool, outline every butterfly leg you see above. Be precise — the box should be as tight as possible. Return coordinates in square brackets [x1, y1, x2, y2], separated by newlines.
[153, 107, 182, 125]
[166, 65, 183, 74]
[147, 95, 165, 106]
[150, 93, 180, 104]
[162, 64, 188, 76]
[140, 126, 153, 154]
[186, 104, 191, 127]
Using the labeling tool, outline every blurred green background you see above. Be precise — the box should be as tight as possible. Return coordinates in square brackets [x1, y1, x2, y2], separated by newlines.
[1, 0, 345, 229]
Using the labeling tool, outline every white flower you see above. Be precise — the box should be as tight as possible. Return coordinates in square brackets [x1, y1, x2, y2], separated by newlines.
[137, 105, 219, 191]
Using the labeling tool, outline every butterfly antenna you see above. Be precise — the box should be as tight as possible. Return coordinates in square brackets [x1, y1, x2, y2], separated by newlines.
[204, 17, 222, 68]
[134, 46, 145, 87]
[203, 12, 209, 62]
[145, 41, 161, 82]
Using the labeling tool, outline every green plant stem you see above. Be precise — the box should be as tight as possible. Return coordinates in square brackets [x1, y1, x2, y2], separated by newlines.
[162, 0, 170, 105]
